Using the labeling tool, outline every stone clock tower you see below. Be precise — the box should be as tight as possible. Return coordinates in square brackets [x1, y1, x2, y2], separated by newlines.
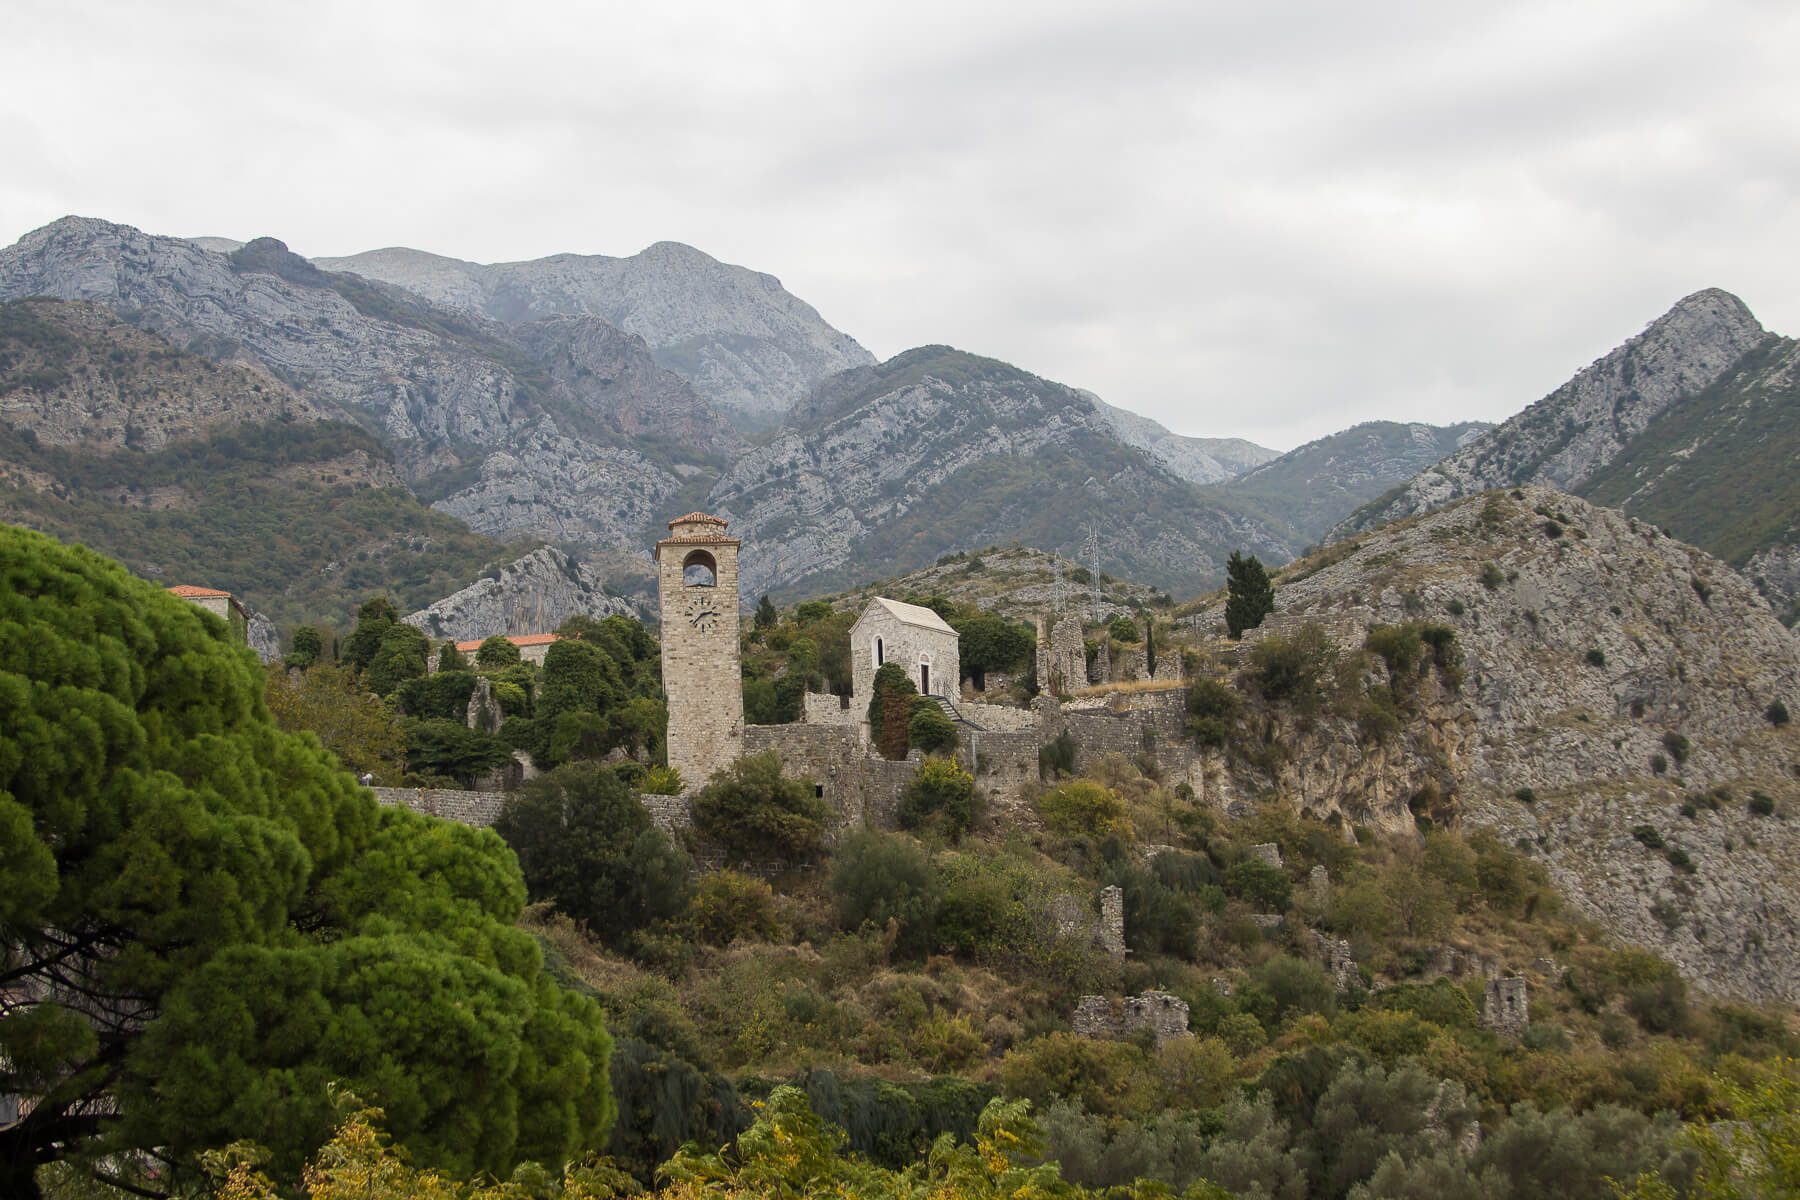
[655, 512, 743, 787]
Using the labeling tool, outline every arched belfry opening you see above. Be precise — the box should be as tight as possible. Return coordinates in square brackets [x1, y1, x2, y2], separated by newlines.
[683, 548, 717, 588]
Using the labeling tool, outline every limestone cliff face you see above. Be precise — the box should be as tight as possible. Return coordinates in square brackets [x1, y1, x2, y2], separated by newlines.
[1341, 290, 1768, 535]
[314, 240, 875, 421]
[1228, 487, 1800, 1001]
[401, 546, 638, 642]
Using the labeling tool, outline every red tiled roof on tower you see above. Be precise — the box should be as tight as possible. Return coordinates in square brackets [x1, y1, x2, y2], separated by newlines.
[667, 512, 728, 528]
[167, 585, 232, 598]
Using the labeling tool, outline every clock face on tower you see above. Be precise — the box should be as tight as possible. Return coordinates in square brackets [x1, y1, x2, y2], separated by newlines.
[683, 594, 721, 632]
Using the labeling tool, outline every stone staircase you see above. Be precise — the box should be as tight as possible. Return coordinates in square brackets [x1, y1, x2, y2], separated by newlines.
[924, 694, 984, 731]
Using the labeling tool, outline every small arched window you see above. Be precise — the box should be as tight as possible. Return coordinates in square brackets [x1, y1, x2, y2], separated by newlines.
[682, 549, 717, 588]
[875, 637, 884, 666]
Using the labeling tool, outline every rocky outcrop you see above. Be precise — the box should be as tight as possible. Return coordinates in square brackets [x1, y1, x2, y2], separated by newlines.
[401, 545, 638, 642]
[314, 240, 874, 421]
[1340, 290, 1768, 536]
[1250, 487, 1800, 1002]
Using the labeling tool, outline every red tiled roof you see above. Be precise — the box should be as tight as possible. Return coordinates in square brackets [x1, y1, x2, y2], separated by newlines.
[452, 632, 562, 652]
[168, 584, 232, 598]
[667, 512, 728, 528]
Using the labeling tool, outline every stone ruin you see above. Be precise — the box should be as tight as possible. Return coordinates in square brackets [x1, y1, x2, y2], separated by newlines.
[1308, 865, 1330, 906]
[1482, 976, 1530, 1038]
[1310, 929, 1359, 990]
[466, 676, 503, 733]
[1035, 614, 1090, 696]
[1427, 945, 1501, 981]
[1072, 990, 1191, 1043]
[1050, 885, 1126, 961]
[1250, 843, 1283, 868]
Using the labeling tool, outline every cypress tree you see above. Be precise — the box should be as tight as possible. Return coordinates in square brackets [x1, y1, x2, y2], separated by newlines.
[1225, 551, 1275, 639]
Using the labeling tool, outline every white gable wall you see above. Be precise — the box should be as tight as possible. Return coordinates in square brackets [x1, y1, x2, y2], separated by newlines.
[850, 599, 961, 703]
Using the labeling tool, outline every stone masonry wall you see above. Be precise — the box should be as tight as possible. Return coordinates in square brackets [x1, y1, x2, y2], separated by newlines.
[803, 691, 861, 728]
[372, 786, 507, 827]
[744, 723, 920, 831]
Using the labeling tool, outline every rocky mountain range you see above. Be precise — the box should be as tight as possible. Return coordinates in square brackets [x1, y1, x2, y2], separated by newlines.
[310, 240, 875, 425]
[1219, 419, 1491, 547]
[0, 214, 1570, 625]
[1198, 486, 1800, 1002]
[1338, 288, 1800, 621]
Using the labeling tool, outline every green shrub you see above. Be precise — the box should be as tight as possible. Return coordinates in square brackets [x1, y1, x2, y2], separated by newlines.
[687, 870, 783, 946]
[1586, 648, 1606, 668]
[1368, 979, 1478, 1030]
[691, 750, 834, 865]
[1365, 624, 1424, 677]
[897, 758, 979, 839]
[1250, 624, 1338, 712]
[1651, 753, 1669, 775]
[830, 831, 942, 958]
[1037, 780, 1126, 840]
[1631, 825, 1664, 850]
[1543, 520, 1563, 538]
[1186, 676, 1240, 748]
[1445, 599, 1466, 616]
[641, 764, 684, 795]
[493, 762, 694, 947]
[475, 633, 521, 668]
[1768, 699, 1791, 727]
[1750, 791, 1776, 816]
[1246, 955, 1336, 1027]
[1624, 974, 1689, 1034]
[1513, 786, 1537, 804]
[1225, 857, 1291, 911]
[1665, 847, 1694, 873]
[906, 698, 958, 756]
[1479, 562, 1505, 590]
[1662, 730, 1691, 765]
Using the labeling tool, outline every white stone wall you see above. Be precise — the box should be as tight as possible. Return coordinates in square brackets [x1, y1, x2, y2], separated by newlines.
[851, 607, 960, 702]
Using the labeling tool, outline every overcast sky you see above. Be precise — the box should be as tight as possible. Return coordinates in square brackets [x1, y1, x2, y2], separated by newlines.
[5, 0, 1797, 450]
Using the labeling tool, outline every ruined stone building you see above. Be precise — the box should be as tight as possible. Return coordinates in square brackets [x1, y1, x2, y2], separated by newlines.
[851, 597, 960, 701]
[656, 513, 744, 787]
[1035, 613, 1088, 696]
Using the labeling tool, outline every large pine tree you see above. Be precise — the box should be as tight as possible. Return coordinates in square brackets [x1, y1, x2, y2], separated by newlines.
[1225, 550, 1275, 639]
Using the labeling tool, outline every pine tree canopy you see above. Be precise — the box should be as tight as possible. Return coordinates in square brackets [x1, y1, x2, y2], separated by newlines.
[0, 527, 613, 1198]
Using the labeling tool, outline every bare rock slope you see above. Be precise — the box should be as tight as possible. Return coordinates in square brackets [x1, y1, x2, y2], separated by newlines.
[402, 546, 638, 643]
[1249, 486, 1800, 1001]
